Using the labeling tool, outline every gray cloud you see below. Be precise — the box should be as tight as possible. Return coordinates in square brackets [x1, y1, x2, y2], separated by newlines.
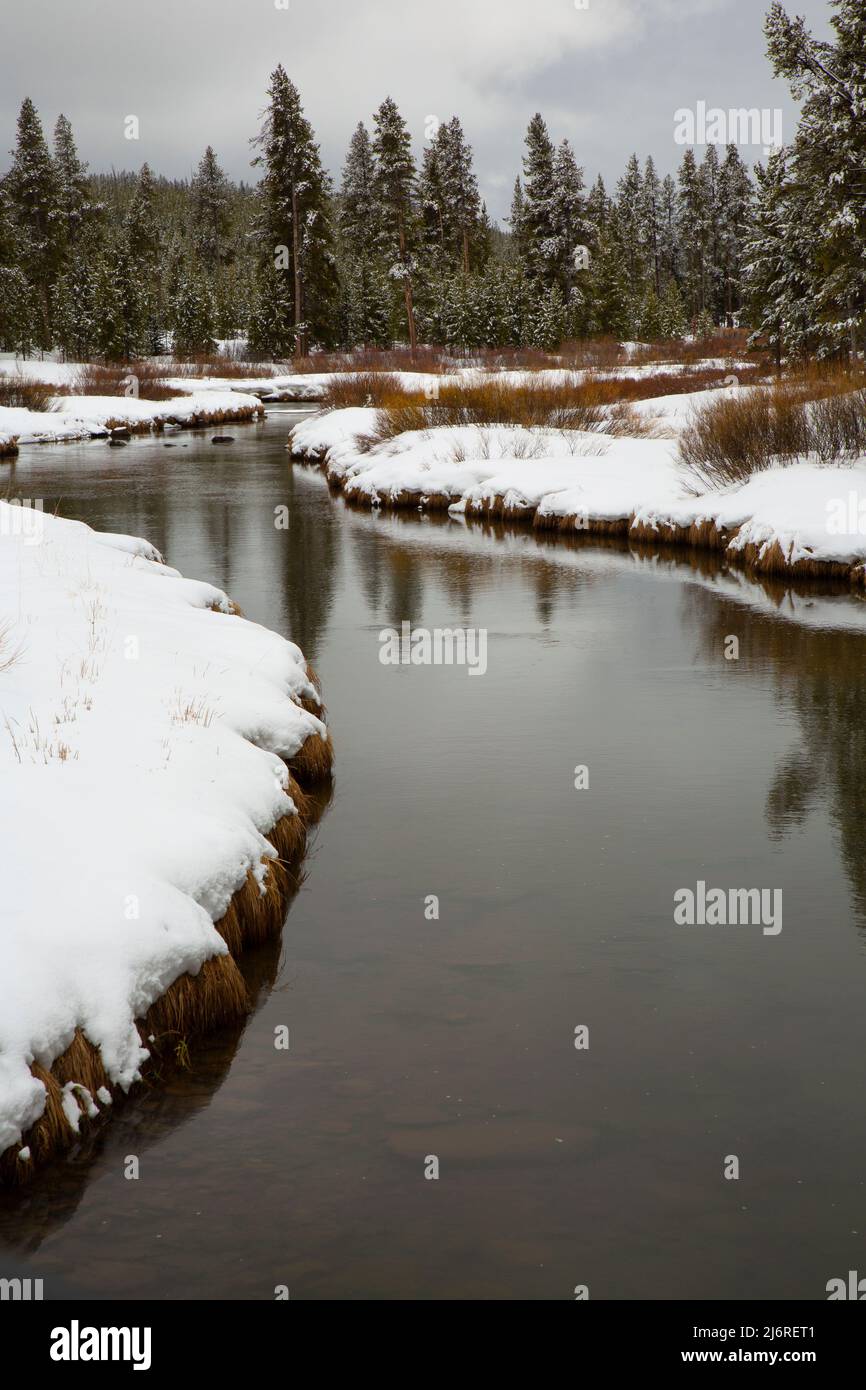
[1, 0, 833, 220]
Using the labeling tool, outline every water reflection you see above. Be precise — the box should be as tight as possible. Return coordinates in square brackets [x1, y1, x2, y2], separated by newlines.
[682, 577, 866, 929]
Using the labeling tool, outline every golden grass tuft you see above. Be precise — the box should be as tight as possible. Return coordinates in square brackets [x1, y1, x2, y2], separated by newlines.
[1, 639, 333, 1182]
[288, 729, 334, 782]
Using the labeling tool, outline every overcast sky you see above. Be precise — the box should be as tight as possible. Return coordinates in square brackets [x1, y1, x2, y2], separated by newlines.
[1, 0, 834, 222]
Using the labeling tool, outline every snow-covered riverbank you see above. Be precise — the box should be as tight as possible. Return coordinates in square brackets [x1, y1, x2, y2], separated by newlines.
[0, 390, 265, 455]
[289, 405, 866, 584]
[0, 503, 332, 1176]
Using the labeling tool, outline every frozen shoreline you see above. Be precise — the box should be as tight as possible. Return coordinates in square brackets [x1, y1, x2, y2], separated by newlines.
[290, 406, 866, 586]
[0, 503, 332, 1174]
[0, 389, 265, 455]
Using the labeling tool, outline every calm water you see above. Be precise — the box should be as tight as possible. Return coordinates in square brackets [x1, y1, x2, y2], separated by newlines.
[2, 410, 866, 1300]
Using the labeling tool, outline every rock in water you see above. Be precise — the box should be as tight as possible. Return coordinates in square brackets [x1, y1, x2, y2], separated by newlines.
[211, 435, 234, 444]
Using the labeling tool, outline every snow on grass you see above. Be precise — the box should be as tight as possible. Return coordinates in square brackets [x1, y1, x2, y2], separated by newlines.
[634, 461, 866, 570]
[290, 406, 866, 575]
[0, 390, 264, 448]
[0, 503, 324, 1154]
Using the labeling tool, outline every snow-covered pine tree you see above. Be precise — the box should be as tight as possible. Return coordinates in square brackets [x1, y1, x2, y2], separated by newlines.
[508, 177, 528, 263]
[5, 98, 61, 349]
[764, 0, 866, 357]
[172, 262, 216, 357]
[743, 149, 814, 365]
[550, 139, 590, 318]
[93, 236, 138, 361]
[371, 97, 420, 350]
[717, 144, 753, 327]
[659, 174, 680, 287]
[699, 144, 724, 324]
[250, 67, 338, 357]
[337, 122, 390, 348]
[615, 153, 647, 308]
[418, 130, 448, 266]
[658, 277, 688, 340]
[52, 221, 102, 360]
[0, 186, 29, 352]
[192, 146, 231, 271]
[677, 147, 708, 325]
[521, 114, 559, 290]
[586, 203, 634, 338]
[123, 164, 163, 354]
[439, 117, 483, 274]
[52, 114, 96, 263]
[641, 157, 663, 297]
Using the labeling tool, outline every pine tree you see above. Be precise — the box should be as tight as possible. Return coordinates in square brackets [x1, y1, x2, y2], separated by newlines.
[717, 144, 753, 325]
[699, 144, 723, 324]
[641, 157, 663, 296]
[172, 262, 216, 356]
[764, 0, 866, 356]
[251, 66, 338, 356]
[0, 186, 29, 351]
[508, 177, 527, 262]
[439, 117, 482, 273]
[5, 97, 60, 348]
[123, 164, 162, 353]
[521, 114, 559, 289]
[371, 96, 419, 351]
[52, 114, 95, 258]
[550, 139, 590, 314]
[192, 146, 231, 270]
[615, 153, 647, 307]
[658, 278, 688, 339]
[659, 174, 680, 286]
[677, 147, 708, 324]
[743, 150, 814, 365]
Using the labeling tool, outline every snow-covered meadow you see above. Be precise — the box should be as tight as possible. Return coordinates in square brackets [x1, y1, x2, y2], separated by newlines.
[0, 501, 328, 1169]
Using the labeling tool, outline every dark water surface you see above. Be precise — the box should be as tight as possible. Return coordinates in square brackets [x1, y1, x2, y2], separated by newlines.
[3, 410, 866, 1300]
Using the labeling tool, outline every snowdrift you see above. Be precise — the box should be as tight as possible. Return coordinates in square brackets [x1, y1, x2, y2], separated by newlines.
[0, 503, 332, 1176]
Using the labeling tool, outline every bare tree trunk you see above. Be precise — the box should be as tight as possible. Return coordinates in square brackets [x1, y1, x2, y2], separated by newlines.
[291, 185, 305, 357]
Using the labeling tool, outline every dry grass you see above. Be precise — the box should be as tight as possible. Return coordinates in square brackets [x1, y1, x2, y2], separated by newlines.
[371, 376, 612, 440]
[362, 371, 739, 445]
[0, 621, 23, 675]
[72, 361, 181, 401]
[680, 365, 866, 488]
[174, 354, 278, 380]
[0, 374, 59, 411]
[320, 372, 428, 409]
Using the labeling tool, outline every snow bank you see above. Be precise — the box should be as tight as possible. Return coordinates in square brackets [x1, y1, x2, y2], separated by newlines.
[633, 461, 866, 571]
[0, 503, 325, 1158]
[290, 407, 866, 580]
[0, 390, 264, 448]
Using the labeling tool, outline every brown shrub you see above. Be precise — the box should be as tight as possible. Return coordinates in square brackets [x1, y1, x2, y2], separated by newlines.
[72, 361, 182, 401]
[320, 372, 428, 409]
[176, 354, 277, 380]
[372, 375, 611, 439]
[680, 364, 866, 488]
[680, 384, 813, 488]
[0, 374, 58, 411]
